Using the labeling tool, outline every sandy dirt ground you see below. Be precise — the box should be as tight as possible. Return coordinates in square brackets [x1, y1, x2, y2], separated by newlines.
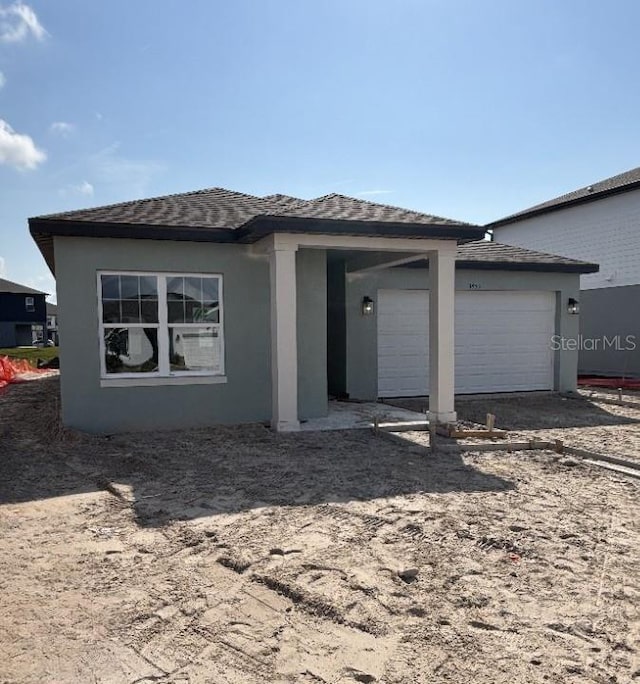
[1, 378, 640, 683]
[390, 391, 640, 464]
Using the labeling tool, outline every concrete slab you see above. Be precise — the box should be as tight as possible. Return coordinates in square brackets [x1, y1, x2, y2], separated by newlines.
[299, 401, 426, 432]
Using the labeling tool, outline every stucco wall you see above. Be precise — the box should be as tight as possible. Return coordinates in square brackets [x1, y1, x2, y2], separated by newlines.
[493, 189, 640, 291]
[54, 237, 327, 433]
[344, 266, 581, 399]
[327, 260, 347, 396]
[296, 249, 328, 419]
[579, 284, 640, 377]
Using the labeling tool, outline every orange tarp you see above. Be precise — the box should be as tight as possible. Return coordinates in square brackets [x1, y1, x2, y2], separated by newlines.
[0, 356, 50, 389]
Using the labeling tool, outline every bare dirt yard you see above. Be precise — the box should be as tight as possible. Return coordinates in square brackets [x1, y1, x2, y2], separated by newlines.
[390, 390, 640, 464]
[1, 378, 639, 683]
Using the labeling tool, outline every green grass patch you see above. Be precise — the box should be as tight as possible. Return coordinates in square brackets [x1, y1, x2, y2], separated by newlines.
[0, 347, 59, 364]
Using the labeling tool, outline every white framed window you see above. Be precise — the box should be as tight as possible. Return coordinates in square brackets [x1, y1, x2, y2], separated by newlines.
[97, 271, 225, 384]
[25, 296, 35, 312]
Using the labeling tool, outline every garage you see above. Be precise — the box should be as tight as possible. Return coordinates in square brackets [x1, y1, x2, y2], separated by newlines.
[377, 289, 556, 396]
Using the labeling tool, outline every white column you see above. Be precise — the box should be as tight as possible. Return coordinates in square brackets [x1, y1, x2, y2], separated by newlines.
[428, 248, 457, 424]
[269, 243, 300, 431]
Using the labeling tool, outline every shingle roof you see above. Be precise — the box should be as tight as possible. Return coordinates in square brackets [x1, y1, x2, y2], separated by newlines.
[46, 302, 58, 314]
[404, 241, 597, 273]
[454, 240, 598, 273]
[268, 193, 471, 227]
[489, 166, 640, 227]
[0, 277, 47, 295]
[35, 187, 273, 230]
[33, 188, 472, 231]
[30, 188, 485, 274]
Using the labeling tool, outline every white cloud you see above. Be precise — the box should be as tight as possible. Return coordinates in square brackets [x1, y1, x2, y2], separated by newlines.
[356, 189, 394, 196]
[0, 256, 6, 277]
[73, 180, 93, 195]
[0, 118, 46, 170]
[0, 2, 47, 43]
[0, 71, 5, 88]
[90, 142, 165, 196]
[58, 180, 94, 197]
[26, 272, 55, 297]
[50, 121, 74, 136]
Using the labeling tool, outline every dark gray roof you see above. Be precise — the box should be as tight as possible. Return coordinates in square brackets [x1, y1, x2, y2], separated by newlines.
[35, 187, 274, 230]
[270, 193, 471, 227]
[33, 188, 473, 231]
[454, 240, 598, 273]
[30, 188, 485, 274]
[46, 302, 57, 314]
[0, 277, 47, 295]
[489, 166, 640, 227]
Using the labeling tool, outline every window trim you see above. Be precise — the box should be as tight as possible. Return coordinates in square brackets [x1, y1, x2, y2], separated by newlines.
[97, 270, 226, 382]
[25, 296, 35, 312]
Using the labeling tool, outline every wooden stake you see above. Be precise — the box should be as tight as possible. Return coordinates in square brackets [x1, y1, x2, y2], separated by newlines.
[429, 419, 437, 453]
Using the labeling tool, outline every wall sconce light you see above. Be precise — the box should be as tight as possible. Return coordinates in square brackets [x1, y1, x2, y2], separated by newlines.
[362, 296, 374, 316]
[567, 297, 580, 315]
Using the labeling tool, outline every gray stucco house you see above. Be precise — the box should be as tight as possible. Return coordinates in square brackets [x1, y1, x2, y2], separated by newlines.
[489, 166, 640, 378]
[29, 188, 597, 434]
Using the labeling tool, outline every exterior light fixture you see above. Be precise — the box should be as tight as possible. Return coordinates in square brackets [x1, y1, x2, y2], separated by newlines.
[567, 297, 580, 315]
[362, 296, 374, 316]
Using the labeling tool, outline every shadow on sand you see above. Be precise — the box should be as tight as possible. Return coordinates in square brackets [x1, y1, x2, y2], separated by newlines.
[1, 378, 514, 527]
[387, 393, 640, 430]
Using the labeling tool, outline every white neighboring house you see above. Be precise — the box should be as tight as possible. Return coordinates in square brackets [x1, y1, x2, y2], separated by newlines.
[488, 166, 640, 378]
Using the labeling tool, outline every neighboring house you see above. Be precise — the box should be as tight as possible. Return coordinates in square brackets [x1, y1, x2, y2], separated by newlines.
[0, 278, 48, 347]
[29, 188, 596, 434]
[46, 302, 59, 345]
[488, 166, 640, 378]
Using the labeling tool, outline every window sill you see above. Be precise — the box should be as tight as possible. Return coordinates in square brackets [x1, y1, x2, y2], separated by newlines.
[100, 375, 228, 388]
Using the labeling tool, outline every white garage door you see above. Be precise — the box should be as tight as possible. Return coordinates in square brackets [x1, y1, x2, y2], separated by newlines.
[377, 289, 555, 396]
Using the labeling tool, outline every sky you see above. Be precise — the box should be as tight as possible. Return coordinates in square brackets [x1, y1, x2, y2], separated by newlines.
[2, 0, 640, 300]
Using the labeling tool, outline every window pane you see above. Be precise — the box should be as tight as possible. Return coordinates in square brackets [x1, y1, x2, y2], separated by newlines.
[200, 301, 219, 323]
[140, 300, 159, 323]
[183, 277, 202, 303]
[101, 275, 120, 300]
[104, 327, 158, 374]
[168, 300, 185, 324]
[102, 301, 121, 323]
[120, 300, 140, 323]
[166, 277, 184, 301]
[120, 276, 139, 300]
[100, 274, 158, 325]
[139, 276, 158, 298]
[169, 326, 221, 372]
[201, 277, 219, 301]
[185, 299, 201, 323]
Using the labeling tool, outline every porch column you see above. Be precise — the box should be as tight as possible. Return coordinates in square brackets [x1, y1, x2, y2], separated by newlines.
[269, 242, 300, 431]
[428, 248, 457, 424]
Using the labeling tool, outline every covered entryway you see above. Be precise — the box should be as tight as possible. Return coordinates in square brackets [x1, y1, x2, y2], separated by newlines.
[378, 289, 555, 396]
[262, 234, 465, 430]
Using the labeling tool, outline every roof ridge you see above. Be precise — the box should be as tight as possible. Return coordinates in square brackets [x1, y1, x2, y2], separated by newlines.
[263, 193, 305, 201]
[535, 165, 640, 207]
[310, 192, 473, 225]
[489, 164, 640, 226]
[35, 186, 264, 220]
